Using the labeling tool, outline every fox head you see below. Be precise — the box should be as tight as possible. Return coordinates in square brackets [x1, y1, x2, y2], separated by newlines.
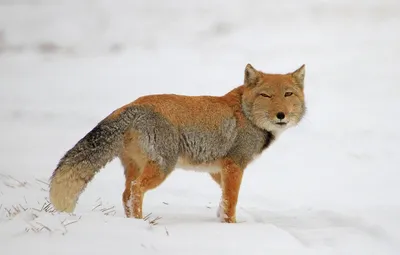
[241, 64, 306, 133]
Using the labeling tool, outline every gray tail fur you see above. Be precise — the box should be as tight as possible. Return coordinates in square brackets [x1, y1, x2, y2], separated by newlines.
[49, 110, 133, 213]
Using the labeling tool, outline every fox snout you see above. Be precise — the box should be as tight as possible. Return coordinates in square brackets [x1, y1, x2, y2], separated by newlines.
[274, 111, 288, 126]
[270, 111, 288, 127]
[276, 112, 285, 120]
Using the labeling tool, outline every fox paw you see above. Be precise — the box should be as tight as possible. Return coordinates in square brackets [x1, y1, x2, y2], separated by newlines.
[216, 201, 224, 220]
[217, 201, 235, 223]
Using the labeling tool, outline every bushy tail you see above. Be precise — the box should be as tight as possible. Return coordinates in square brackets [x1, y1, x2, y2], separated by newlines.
[49, 109, 134, 213]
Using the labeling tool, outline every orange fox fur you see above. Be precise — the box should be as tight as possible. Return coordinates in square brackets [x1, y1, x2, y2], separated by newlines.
[49, 63, 306, 223]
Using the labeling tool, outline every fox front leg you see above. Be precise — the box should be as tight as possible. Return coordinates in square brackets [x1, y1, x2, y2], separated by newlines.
[218, 159, 244, 223]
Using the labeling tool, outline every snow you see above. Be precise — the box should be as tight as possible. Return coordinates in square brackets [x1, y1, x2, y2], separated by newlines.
[1, 0, 400, 254]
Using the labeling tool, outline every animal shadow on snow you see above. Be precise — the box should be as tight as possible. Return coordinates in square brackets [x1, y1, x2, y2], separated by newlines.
[237, 207, 393, 247]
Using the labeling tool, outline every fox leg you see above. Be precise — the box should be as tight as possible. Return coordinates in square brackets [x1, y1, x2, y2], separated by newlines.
[218, 159, 243, 223]
[124, 161, 169, 219]
[121, 153, 142, 218]
[209, 173, 222, 187]
[210, 173, 225, 219]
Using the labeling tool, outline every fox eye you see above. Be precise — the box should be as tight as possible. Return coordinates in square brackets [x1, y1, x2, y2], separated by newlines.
[260, 93, 271, 98]
[285, 92, 293, 97]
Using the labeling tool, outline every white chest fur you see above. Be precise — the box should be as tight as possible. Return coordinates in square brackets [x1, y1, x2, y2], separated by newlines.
[176, 157, 222, 173]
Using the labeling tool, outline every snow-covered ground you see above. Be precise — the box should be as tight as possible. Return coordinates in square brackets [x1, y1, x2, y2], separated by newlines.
[1, 0, 400, 254]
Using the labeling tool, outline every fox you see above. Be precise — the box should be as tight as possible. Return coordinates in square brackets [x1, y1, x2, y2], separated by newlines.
[49, 63, 306, 223]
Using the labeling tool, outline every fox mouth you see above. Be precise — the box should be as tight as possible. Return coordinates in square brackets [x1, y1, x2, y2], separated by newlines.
[275, 122, 287, 126]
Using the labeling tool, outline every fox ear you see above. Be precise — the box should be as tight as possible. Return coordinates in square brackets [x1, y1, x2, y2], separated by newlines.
[291, 64, 305, 87]
[244, 63, 259, 87]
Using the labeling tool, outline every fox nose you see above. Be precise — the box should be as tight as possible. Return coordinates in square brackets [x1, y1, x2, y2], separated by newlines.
[276, 112, 285, 120]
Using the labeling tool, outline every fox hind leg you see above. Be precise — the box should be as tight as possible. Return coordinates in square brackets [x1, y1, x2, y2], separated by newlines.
[121, 153, 142, 218]
[119, 112, 179, 219]
[124, 160, 171, 219]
